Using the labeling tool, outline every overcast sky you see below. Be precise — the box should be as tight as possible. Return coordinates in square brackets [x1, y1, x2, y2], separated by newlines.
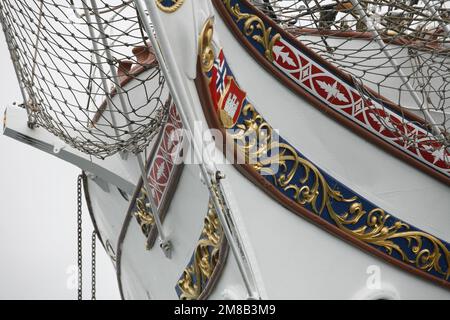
[0, 33, 120, 300]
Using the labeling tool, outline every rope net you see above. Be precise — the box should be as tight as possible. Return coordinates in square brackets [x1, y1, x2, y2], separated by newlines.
[253, 0, 450, 145]
[0, 0, 169, 159]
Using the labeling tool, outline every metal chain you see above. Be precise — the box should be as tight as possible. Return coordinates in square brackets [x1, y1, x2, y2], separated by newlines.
[77, 174, 83, 301]
[91, 231, 97, 300]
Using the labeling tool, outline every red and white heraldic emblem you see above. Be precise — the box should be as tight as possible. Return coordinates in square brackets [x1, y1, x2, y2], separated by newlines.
[208, 50, 246, 128]
[217, 76, 246, 128]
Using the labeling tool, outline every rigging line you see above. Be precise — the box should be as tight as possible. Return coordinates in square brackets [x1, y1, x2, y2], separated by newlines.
[303, 0, 334, 53]
[81, 1, 121, 140]
[421, 0, 450, 38]
[71, 0, 135, 18]
[89, 0, 134, 132]
[30, 0, 44, 88]
[349, 0, 444, 140]
[0, 9, 31, 124]
[135, 5, 149, 45]
[23, 0, 45, 126]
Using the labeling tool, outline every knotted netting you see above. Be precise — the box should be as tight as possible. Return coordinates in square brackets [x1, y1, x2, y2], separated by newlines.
[253, 0, 450, 145]
[0, 0, 169, 159]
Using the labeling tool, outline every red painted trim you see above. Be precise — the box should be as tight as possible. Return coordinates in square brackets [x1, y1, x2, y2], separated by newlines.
[212, 0, 450, 185]
[194, 60, 450, 291]
[217, 0, 425, 124]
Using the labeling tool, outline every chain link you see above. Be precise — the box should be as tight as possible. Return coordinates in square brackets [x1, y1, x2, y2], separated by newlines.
[77, 174, 83, 301]
[77, 174, 98, 300]
[91, 231, 97, 300]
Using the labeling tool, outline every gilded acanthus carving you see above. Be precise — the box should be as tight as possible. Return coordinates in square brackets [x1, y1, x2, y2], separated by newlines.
[199, 18, 216, 73]
[176, 199, 228, 300]
[224, 0, 280, 61]
[132, 188, 155, 239]
[230, 103, 450, 280]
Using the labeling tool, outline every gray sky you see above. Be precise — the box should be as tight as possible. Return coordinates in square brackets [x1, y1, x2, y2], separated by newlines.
[0, 33, 120, 300]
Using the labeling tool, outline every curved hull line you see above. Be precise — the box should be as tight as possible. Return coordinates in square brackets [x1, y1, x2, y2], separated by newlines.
[115, 103, 184, 298]
[195, 43, 450, 289]
[175, 198, 229, 300]
[213, 0, 450, 184]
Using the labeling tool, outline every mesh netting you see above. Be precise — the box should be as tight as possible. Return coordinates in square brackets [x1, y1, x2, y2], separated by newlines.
[0, 0, 169, 158]
[1, 0, 448, 157]
[253, 0, 450, 144]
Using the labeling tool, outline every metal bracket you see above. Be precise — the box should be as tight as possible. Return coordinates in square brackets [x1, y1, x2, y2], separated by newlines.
[53, 139, 66, 154]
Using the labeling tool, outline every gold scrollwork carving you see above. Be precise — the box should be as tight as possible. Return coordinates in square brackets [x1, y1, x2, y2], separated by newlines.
[198, 18, 215, 73]
[224, 0, 280, 61]
[176, 199, 227, 299]
[132, 188, 155, 239]
[155, 0, 185, 13]
[230, 103, 450, 280]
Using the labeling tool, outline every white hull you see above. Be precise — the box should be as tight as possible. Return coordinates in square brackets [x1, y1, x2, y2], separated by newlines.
[2, 0, 449, 300]
[81, 1, 450, 299]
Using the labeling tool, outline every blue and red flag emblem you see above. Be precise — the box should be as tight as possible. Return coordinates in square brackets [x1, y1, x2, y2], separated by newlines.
[208, 50, 246, 128]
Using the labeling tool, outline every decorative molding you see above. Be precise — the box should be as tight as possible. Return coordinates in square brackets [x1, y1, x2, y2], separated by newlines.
[175, 198, 229, 300]
[234, 101, 450, 282]
[214, 0, 450, 185]
[131, 102, 184, 249]
[156, 0, 185, 13]
[199, 18, 215, 73]
[196, 43, 450, 288]
[224, 1, 280, 61]
[133, 187, 155, 239]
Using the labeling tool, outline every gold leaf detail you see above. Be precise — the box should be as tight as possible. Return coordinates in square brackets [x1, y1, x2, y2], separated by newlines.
[198, 18, 215, 73]
[224, 0, 280, 61]
[229, 103, 450, 280]
[177, 199, 226, 299]
[132, 188, 155, 238]
[155, 0, 185, 14]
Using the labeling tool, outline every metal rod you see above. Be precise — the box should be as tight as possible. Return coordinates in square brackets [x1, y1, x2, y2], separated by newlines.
[81, 2, 121, 139]
[30, 0, 44, 88]
[421, 0, 450, 38]
[89, 0, 134, 135]
[136, 152, 172, 258]
[89, 0, 171, 257]
[135, 0, 261, 299]
[349, 0, 442, 137]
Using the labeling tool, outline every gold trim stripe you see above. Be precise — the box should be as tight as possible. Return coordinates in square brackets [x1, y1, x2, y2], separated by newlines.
[156, 0, 185, 13]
